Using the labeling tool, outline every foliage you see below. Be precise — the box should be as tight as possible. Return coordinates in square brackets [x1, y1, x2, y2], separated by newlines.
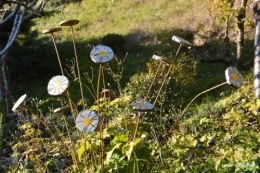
[7, 39, 260, 172]
[3, 0, 260, 172]
[8, 32, 58, 80]
[101, 34, 126, 54]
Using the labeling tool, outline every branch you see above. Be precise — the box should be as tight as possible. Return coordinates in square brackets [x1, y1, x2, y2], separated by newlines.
[0, 7, 25, 60]
[0, 4, 19, 25]
[6, 0, 31, 9]
[23, 0, 47, 21]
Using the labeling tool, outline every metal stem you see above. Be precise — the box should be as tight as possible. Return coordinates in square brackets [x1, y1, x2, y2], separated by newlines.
[152, 44, 183, 107]
[145, 62, 163, 100]
[51, 33, 64, 75]
[70, 26, 85, 108]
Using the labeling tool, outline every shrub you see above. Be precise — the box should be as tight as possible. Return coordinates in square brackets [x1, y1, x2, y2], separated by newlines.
[101, 33, 126, 54]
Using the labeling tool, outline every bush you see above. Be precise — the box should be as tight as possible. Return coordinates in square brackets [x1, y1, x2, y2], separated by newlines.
[101, 33, 126, 54]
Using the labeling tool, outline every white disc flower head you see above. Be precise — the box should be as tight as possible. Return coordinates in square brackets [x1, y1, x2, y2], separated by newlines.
[47, 75, 69, 96]
[76, 109, 99, 133]
[54, 106, 70, 113]
[132, 100, 153, 112]
[152, 55, 171, 66]
[90, 45, 114, 64]
[172, 35, 193, 47]
[225, 67, 243, 88]
[60, 19, 79, 26]
[12, 94, 27, 112]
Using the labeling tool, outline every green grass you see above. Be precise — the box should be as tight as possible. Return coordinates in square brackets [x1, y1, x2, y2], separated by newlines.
[13, 0, 253, 106]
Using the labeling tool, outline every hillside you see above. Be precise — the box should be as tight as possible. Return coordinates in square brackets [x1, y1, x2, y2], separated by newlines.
[1, 0, 259, 172]
[10, 0, 249, 102]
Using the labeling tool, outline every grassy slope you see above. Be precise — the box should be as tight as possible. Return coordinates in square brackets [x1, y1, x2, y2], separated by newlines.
[14, 0, 255, 110]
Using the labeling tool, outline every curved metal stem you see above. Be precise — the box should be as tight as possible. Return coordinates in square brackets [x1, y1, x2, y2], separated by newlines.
[179, 81, 228, 119]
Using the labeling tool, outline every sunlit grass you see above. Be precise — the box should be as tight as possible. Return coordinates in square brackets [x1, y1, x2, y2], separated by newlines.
[33, 0, 210, 42]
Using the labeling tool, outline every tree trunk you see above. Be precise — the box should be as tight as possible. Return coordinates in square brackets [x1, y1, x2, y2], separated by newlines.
[236, 0, 248, 68]
[253, 0, 260, 98]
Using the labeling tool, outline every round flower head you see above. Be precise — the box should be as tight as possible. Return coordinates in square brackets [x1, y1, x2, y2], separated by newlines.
[47, 75, 69, 96]
[12, 94, 27, 112]
[152, 55, 171, 66]
[60, 19, 79, 26]
[90, 45, 114, 64]
[54, 106, 70, 113]
[172, 35, 193, 47]
[225, 67, 243, 88]
[42, 27, 62, 34]
[132, 100, 153, 112]
[76, 109, 99, 133]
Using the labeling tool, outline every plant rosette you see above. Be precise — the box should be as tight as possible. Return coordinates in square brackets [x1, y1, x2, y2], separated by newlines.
[152, 55, 171, 66]
[12, 94, 27, 112]
[132, 100, 153, 112]
[90, 45, 114, 63]
[225, 67, 243, 88]
[172, 35, 193, 47]
[47, 75, 69, 96]
[75, 109, 99, 133]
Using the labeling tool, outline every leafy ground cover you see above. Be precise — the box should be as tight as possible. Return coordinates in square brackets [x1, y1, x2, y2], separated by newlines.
[1, 0, 259, 172]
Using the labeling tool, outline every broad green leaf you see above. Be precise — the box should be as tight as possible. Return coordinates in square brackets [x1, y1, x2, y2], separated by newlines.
[133, 138, 142, 146]
[200, 117, 211, 124]
[223, 110, 240, 120]
[233, 147, 244, 162]
[110, 95, 132, 107]
[112, 134, 128, 143]
[77, 145, 86, 161]
[253, 150, 260, 159]
[122, 142, 133, 160]
[106, 143, 121, 164]
[213, 149, 227, 170]
[90, 105, 99, 111]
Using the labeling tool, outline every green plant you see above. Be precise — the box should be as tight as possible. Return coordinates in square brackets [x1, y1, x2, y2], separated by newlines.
[101, 33, 126, 54]
[5, 1, 260, 172]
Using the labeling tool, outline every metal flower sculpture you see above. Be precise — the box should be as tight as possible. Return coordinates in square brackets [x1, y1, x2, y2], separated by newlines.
[132, 100, 153, 112]
[90, 45, 114, 64]
[12, 94, 27, 112]
[47, 75, 69, 96]
[75, 109, 99, 133]
[225, 67, 243, 88]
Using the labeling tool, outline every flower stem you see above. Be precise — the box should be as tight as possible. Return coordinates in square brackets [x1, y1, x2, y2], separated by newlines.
[24, 106, 71, 164]
[70, 25, 85, 109]
[179, 81, 228, 119]
[126, 112, 141, 173]
[62, 113, 80, 169]
[145, 62, 162, 100]
[50, 33, 64, 75]
[97, 64, 104, 170]
[153, 44, 182, 107]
